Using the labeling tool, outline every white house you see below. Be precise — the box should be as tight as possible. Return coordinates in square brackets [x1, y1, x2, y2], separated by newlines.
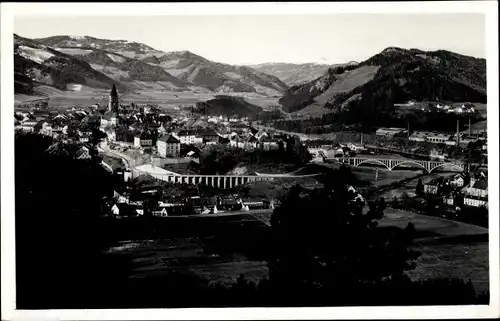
[20, 119, 38, 132]
[463, 196, 488, 208]
[76, 146, 91, 159]
[260, 138, 280, 151]
[177, 130, 203, 145]
[111, 204, 120, 216]
[254, 130, 268, 141]
[153, 207, 169, 217]
[462, 179, 488, 208]
[347, 143, 367, 152]
[449, 174, 466, 188]
[230, 135, 245, 149]
[39, 122, 53, 137]
[102, 111, 118, 126]
[157, 134, 181, 157]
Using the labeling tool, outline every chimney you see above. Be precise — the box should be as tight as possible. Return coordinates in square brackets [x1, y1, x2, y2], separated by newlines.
[456, 119, 460, 145]
[469, 117, 471, 136]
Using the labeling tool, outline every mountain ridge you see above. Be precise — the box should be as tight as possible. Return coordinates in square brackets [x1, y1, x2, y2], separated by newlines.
[14, 34, 126, 92]
[278, 46, 486, 126]
[31, 35, 289, 96]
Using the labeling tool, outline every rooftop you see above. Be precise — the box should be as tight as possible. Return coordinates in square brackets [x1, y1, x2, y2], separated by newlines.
[377, 127, 406, 132]
[159, 135, 180, 144]
[135, 164, 180, 176]
[472, 179, 488, 190]
[426, 177, 443, 185]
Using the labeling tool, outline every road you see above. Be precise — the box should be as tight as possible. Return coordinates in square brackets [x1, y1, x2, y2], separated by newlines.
[252, 124, 320, 141]
[98, 142, 135, 169]
[159, 209, 273, 226]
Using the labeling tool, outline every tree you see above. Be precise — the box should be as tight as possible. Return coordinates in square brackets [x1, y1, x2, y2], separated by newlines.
[416, 178, 424, 197]
[15, 133, 117, 308]
[277, 140, 285, 154]
[268, 169, 420, 298]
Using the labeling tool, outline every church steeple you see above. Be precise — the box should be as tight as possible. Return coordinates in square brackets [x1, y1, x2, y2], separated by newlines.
[109, 84, 119, 112]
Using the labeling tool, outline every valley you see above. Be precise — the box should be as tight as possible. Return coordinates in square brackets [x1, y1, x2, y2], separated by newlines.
[11, 25, 490, 310]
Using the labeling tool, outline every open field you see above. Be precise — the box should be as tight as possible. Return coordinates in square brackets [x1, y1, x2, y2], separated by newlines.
[318, 162, 424, 187]
[104, 205, 488, 293]
[352, 166, 422, 187]
[407, 242, 488, 294]
[380, 208, 488, 293]
[103, 213, 272, 285]
[377, 172, 456, 199]
[16, 85, 280, 112]
[379, 208, 488, 237]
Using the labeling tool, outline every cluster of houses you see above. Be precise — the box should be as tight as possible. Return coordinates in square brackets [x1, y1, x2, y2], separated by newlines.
[425, 103, 477, 114]
[304, 140, 367, 159]
[376, 127, 486, 146]
[423, 171, 489, 210]
[15, 85, 296, 162]
[375, 126, 487, 159]
[14, 107, 101, 143]
[130, 122, 295, 159]
[107, 177, 365, 218]
[394, 101, 478, 115]
[109, 184, 278, 217]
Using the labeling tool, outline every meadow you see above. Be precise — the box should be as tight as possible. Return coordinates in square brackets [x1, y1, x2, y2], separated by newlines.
[103, 202, 488, 295]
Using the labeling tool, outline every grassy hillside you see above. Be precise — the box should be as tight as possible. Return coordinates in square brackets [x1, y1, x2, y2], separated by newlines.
[34, 34, 290, 96]
[279, 47, 487, 121]
[153, 51, 289, 96]
[195, 95, 263, 117]
[279, 63, 361, 113]
[249, 62, 335, 86]
[14, 34, 124, 93]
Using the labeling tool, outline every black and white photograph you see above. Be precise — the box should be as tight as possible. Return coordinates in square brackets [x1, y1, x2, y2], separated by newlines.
[1, 2, 499, 320]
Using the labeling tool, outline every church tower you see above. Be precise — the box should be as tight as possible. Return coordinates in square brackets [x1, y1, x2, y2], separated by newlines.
[108, 84, 119, 112]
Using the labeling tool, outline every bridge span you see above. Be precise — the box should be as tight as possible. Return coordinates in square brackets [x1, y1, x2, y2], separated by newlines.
[131, 168, 321, 189]
[329, 157, 469, 173]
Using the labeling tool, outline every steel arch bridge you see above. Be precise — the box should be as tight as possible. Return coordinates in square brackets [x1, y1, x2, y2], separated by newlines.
[332, 157, 469, 173]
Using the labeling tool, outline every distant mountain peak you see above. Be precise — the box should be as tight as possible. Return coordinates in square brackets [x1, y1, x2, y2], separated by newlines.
[69, 35, 86, 40]
[162, 50, 208, 62]
[381, 46, 408, 53]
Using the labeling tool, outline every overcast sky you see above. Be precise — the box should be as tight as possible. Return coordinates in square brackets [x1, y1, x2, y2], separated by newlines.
[14, 14, 485, 65]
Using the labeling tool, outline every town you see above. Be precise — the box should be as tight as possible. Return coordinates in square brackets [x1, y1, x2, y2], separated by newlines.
[8, 7, 495, 313]
[14, 84, 488, 224]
